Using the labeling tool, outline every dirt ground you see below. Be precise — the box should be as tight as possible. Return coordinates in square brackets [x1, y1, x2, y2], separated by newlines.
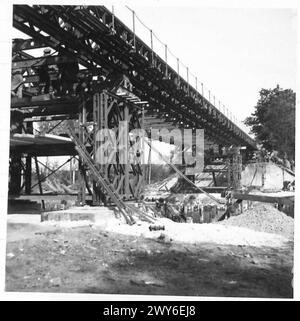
[5, 218, 293, 298]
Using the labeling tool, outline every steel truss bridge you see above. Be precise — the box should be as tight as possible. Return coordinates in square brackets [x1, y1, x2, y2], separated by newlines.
[10, 5, 256, 205]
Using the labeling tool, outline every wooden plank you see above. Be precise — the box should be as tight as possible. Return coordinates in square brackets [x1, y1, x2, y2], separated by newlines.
[12, 37, 51, 52]
[12, 55, 77, 69]
[22, 68, 101, 84]
[23, 115, 73, 122]
[232, 192, 294, 206]
[34, 156, 45, 210]
[11, 95, 78, 108]
[8, 194, 93, 202]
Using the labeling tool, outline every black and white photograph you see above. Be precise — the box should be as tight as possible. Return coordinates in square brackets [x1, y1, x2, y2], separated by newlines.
[0, 0, 298, 301]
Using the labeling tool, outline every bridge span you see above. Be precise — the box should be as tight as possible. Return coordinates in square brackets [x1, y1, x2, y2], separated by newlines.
[10, 5, 257, 204]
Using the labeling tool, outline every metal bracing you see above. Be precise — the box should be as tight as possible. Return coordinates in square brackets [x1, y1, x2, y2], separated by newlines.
[21, 68, 101, 85]
[34, 156, 45, 210]
[9, 5, 259, 205]
[9, 116, 33, 195]
[70, 74, 145, 204]
[12, 5, 256, 150]
[9, 154, 22, 195]
[30, 156, 76, 191]
[92, 84, 145, 203]
[68, 122, 156, 224]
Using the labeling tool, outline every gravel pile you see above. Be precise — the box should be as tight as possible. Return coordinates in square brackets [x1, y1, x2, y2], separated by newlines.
[218, 204, 294, 238]
[105, 217, 287, 247]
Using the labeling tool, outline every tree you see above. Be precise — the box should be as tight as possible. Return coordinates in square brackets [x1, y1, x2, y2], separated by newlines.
[244, 86, 295, 160]
[149, 164, 174, 183]
[38, 120, 71, 136]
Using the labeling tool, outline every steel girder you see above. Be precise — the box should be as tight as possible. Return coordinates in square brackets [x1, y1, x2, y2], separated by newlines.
[12, 5, 256, 149]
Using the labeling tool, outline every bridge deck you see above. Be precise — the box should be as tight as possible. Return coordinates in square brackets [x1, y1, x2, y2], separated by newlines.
[12, 5, 256, 149]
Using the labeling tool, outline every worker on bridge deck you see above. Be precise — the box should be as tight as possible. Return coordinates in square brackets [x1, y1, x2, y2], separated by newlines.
[58, 55, 79, 96]
[37, 48, 52, 94]
[36, 48, 61, 96]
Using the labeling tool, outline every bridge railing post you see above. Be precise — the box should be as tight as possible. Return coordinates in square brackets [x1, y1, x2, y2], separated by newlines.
[112, 6, 115, 31]
[177, 58, 180, 89]
[165, 44, 168, 78]
[150, 30, 154, 67]
[186, 67, 189, 95]
[132, 10, 136, 51]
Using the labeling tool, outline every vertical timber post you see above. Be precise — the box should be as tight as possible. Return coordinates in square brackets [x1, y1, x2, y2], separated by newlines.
[181, 128, 185, 175]
[25, 121, 33, 195]
[9, 111, 23, 195]
[25, 155, 32, 194]
[124, 105, 130, 198]
[34, 157, 45, 210]
[92, 92, 104, 206]
[148, 129, 152, 185]
[9, 155, 22, 195]
[78, 98, 86, 205]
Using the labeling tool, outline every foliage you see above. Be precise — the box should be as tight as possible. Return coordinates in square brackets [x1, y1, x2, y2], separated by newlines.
[244, 86, 295, 159]
[149, 164, 175, 183]
[38, 120, 71, 136]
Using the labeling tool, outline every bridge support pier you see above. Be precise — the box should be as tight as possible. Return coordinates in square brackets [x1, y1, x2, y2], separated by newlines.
[226, 146, 242, 189]
[76, 75, 146, 204]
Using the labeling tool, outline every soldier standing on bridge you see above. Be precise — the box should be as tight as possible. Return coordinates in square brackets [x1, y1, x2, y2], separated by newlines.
[37, 48, 52, 94]
[58, 55, 79, 96]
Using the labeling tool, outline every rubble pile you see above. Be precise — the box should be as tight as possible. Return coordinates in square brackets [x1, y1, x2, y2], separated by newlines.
[218, 204, 294, 238]
[31, 176, 77, 194]
[143, 176, 177, 201]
